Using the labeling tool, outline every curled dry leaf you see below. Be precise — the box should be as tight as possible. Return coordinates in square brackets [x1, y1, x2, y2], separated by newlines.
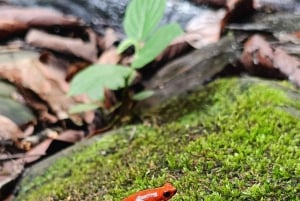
[97, 48, 121, 65]
[184, 9, 226, 49]
[273, 48, 300, 86]
[241, 34, 275, 73]
[52, 129, 85, 143]
[0, 50, 80, 121]
[97, 28, 121, 65]
[26, 29, 98, 62]
[274, 32, 300, 45]
[21, 138, 52, 164]
[241, 34, 300, 86]
[0, 115, 25, 142]
[0, 19, 28, 40]
[98, 28, 121, 50]
[0, 159, 24, 198]
[22, 130, 84, 164]
[0, 6, 81, 27]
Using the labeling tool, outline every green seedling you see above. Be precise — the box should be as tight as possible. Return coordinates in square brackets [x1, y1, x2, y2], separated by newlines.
[69, 0, 183, 114]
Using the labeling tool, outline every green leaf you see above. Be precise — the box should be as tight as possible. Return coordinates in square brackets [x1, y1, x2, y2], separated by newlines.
[117, 38, 136, 54]
[132, 90, 154, 101]
[124, 0, 166, 40]
[69, 65, 134, 100]
[132, 23, 183, 69]
[69, 103, 100, 114]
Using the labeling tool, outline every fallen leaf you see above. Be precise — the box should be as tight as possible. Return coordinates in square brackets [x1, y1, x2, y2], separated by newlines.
[0, 6, 81, 27]
[97, 48, 121, 65]
[0, 50, 80, 121]
[0, 19, 28, 40]
[0, 115, 25, 142]
[0, 159, 24, 199]
[21, 138, 52, 164]
[241, 34, 300, 86]
[184, 9, 226, 48]
[241, 34, 275, 73]
[22, 130, 84, 164]
[26, 29, 98, 62]
[273, 48, 300, 86]
[274, 32, 300, 45]
[0, 80, 35, 126]
[98, 28, 120, 50]
[53, 130, 85, 143]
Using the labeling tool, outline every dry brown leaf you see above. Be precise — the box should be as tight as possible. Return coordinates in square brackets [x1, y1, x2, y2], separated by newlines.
[53, 130, 85, 143]
[240, 35, 283, 77]
[0, 115, 25, 142]
[21, 138, 52, 164]
[273, 48, 300, 86]
[241, 34, 300, 85]
[97, 48, 121, 65]
[21, 130, 84, 164]
[184, 9, 226, 48]
[0, 159, 24, 194]
[26, 29, 98, 62]
[274, 32, 300, 45]
[0, 19, 28, 40]
[98, 28, 120, 50]
[241, 35, 274, 70]
[0, 50, 79, 121]
[0, 6, 81, 27]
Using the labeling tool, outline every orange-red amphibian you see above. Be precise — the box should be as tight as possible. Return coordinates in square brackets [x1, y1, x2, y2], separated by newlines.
[122, 183, 177, 201]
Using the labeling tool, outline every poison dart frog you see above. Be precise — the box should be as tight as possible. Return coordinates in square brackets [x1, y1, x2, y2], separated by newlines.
[122, 183, 177, 201]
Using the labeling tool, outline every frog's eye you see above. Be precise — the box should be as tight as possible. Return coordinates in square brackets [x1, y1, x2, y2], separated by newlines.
[163, 191, 171, 198]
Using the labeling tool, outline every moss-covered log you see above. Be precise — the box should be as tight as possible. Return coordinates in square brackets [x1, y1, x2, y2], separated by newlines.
[16, 77, 300, 201]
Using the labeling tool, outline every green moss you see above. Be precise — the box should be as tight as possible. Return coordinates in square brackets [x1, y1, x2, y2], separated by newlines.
[17, 78, 300, 201]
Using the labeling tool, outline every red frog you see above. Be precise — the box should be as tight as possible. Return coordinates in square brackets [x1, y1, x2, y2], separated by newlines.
[122, 183, 177, 201]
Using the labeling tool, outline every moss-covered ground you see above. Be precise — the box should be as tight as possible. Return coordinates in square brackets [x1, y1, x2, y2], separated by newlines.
[16, 78, 300, 201]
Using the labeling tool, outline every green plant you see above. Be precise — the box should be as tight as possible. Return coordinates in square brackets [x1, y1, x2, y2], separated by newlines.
[68, 0, 183, 113]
